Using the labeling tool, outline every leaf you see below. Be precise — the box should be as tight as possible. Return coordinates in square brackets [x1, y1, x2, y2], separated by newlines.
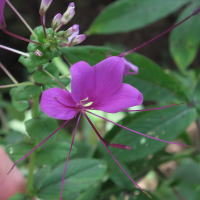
[33, 26, 53, 44]
[125, 53, 190, 102]
[36, 142, 77, 165]
[86, 0, 191, 35]
[38, 159, 107, 199]
[30, 52, 49, 65]
[170, 1, 200, 71]
[34, 166, 51, 190]
[33, 63, 59, 85]
[25, 113, 65, 144]
[99, 105, 197, 163]
[10, 87, 30, 112]
[63, 45, 190, 102]
[19, 56, 37, 73]
[14, 85, 42, 101]
[76, 184, 101, 200]
[8, 193, 26, 200]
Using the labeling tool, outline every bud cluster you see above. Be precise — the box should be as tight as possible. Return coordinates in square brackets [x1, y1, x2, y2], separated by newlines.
[43, 33, 62, 52]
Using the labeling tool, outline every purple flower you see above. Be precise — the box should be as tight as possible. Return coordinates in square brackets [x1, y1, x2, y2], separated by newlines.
[69, 34, 86, 46]
[9, 57, 189, 199]
[0, 0, 6, 29]
[122, 58, 138, 76]
[51, 13, 62, 29]
[66, 24, 79, 42]
[39, 0, 53, 15]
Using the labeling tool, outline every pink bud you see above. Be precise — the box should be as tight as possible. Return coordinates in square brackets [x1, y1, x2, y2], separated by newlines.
[39, 0, 53, 15]
[35, 50, 43, 57]
[64, 24, 79, 39]
[0, 0, 6, 29]
[52, 13, 62, 29]
[70, 34, 86, 46]
[61, 2, 75, 25]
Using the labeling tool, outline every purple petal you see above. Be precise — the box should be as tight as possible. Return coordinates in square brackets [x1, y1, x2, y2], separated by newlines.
[122, 58, 138, 76]
[68, 24, 79, 43]
[40, 88, 77, 120]
[88, 57, 125, 104]
[70, 61, 95, 103]
[91, 83, 143, 113]
[0, 0, 6, 28]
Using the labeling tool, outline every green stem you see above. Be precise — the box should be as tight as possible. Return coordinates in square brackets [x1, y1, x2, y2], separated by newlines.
[0, 82, 33, 89]
[27, 97, 39, 195]
[59, 73, 71, 78]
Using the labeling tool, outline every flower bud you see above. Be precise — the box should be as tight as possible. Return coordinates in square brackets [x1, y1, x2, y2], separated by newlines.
[0, 0, 6, 29]
[70, 34, 86, 46]
[64, 24, 79, 38]
[35, 50, 43, 57]
[39, 0, 53, 15]
[52, 13, 62, 29]
[61, 2, 75, 25]
[57, 31, 64, 37]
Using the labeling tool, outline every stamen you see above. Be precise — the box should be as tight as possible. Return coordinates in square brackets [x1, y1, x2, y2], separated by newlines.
[7, 120, 70, 175]
[84, 112, 151, 198]
[83, 112, 130, 150]
[117, 7, 200, 57]
[122, 103, 185, 112]
[0, 44, 30, 57]
[86, 110, 191, 148]
[60, 113, 81, 200]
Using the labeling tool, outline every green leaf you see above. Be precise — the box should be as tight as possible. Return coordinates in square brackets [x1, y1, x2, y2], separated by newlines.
[8, 193, 26, 200]
[33, 26, 53, 44]
[86, 0, 191, 35]
[19, 56, 37, 73]
[170, 1, 200, 71]
[14, 85, 41, 101]
[33, 63, 59, 84]
[76, 184, 101, 200]
[5, 131, 24, 145]
[25, 115, 60, 144]
[36, 142, 77, 165]
[63, 45, 189, 102]
[34, 166, 51, 190]
[10, 87, 30, 112]
[38, 159, 107, 199]
[30, 52, 49, 65]
[125, 53, 190, 102]
[99, 105, 197, 163]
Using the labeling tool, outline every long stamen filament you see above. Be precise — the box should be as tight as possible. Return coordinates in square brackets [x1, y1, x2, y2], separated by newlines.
[83, 112, 130, 150]
[0, 63, 18, 84]
[0, 45, 30, 57]
[2, 29, 41, 46]
[122, 103, 185, 112]
[86, 110, 191, 148]
[118, 12, 195, 57]
[60, 113, 81, 200]
[84, 112, 151, 198]
[6, 0, 38, 40]
[7, 120, 70, 175]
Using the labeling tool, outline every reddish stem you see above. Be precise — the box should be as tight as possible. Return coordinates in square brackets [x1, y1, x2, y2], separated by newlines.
[3, 29, 41, 46]
[40, 15, 47, 38]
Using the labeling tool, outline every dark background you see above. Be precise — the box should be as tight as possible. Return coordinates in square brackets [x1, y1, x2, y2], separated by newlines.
[0, 0, 200, 84]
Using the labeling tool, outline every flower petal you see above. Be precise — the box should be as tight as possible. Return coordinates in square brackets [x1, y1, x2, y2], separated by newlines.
[91, 83, 143, 113]
[89, 57, 125, 103]
[122, 58, 138, 76]
[40, 87, 77, 120]
[70, 61, 95, 103]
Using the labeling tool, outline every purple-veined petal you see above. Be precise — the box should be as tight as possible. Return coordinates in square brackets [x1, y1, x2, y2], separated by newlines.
[40, 87, 77, 120]
[88, 56, 125, 104]
[122, 58, 138, 76]
[91, 83, 143, 113]
[0, 0, 6, 29]
[67, 24, 79, 43]
[70, 61, 95, 103]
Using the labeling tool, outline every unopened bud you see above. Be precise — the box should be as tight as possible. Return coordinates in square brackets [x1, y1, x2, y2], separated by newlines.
[50, 47, 57, 52]
[192, 6, 200, 16]
[57, 31, 64, 37]
[52, 13, 62, 29]
[70, 34, 86, 46]
[35, 50, 43, 57]
[39, 0, 53, 15]
[64, 24, 79, 38]
[61, 2, 75, 25]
